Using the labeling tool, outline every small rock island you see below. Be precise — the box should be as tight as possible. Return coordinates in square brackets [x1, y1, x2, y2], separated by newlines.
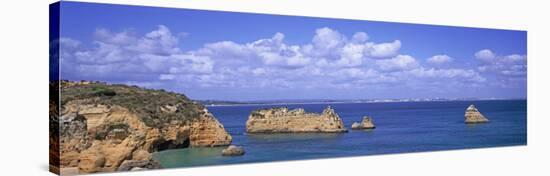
[246, 106, 348, 133]
[222, 145, 245, 156]
[351, 116, 376, 130]
[464, 104, 489, 123]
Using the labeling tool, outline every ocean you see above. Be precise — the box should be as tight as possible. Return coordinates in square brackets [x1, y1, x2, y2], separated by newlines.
[153, 100, 527, 168]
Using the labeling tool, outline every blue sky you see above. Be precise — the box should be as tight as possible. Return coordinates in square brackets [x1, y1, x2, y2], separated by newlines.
[58, 1, 527, 101]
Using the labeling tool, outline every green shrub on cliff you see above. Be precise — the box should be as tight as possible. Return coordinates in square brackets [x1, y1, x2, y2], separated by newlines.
[91, 87, 116, 96]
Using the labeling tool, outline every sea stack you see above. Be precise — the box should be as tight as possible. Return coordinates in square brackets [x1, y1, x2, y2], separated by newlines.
[246, 106, 348, 133]
[351, 116, 376, 130]
[464, 104, 489, 123]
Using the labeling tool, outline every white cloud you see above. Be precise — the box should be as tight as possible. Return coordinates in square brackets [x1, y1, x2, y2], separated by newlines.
[330, 68, 372, 79]
[427, 55, 453, 65]
[196, 27, 403, 70]
[376, 55, 419, 71]
[338, 43, 366, 67]
[474, 49, 496, 62]
[127, 25, 181, 55]
[304, 27, 347, 60]
[196, 33, 311, 69]
[73, 41, 130, 64]
[474, 49, 527, 76]
[199, 41, 253, 61]
[500, 65, 527, 76]
[312, 27, 346, 52]
[500, 54, 527, 63]
[367, 40, 401, 58]
[60, 25, 213, 84]
[168, 54, 214, 74]
[61, 25, 521, 93]
[59, 37, 81, 48]
[159, 74, 176, 80]
[94, 28, 137, 45]
[351, 32, 369, 43]
[407, 67, 486, 82]
[252, 68, 267, 75]
[58, 38, 81, 65]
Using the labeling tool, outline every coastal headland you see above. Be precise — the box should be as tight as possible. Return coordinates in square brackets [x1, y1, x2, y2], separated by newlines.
[56, 81, 232, 174]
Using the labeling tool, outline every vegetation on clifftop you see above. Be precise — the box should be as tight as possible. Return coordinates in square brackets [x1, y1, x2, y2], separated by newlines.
[60, 81, 206, 128]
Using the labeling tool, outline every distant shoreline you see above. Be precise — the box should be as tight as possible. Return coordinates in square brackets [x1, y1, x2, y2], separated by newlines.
[202, 99, 526, 107]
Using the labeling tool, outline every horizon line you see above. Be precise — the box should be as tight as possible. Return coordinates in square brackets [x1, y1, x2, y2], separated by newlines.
[193, 97, 527, 102]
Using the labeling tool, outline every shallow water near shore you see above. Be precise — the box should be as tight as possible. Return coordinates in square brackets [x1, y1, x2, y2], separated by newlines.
[153, 100, 526, 168]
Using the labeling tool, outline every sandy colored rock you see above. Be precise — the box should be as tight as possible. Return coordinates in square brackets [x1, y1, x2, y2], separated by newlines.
[117, 159, 159, 171]
[58, 81, 232, 173]
[60, 151, 80, 167]
[131, 167, 146, 171]
[59, 167, 79, 176]
[464, 105, 489, 123]
[246, 106, 347, 133]
[78, 149, 105, 173]
[351, 122, 362, 129]
[132, 150, 152, 161]
[59, 112, 91, 157]
[189, 109, 232, 147]
[222, 145, 245, 156]
[351, 116, 376, 130]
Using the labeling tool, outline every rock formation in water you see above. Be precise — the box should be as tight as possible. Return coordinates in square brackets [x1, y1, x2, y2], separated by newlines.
[57, 81, 232, 174]
[464, 104, 489, 123]
[245, 106, 347, 133]
[351, 116, 376, 130]
[222, 145, 245, 156]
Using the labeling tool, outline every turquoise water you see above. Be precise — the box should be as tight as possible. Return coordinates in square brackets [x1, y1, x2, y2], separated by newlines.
[153, 100, 527, 168]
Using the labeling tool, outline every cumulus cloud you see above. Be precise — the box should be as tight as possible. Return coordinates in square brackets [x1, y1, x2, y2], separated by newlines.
[311, 27, 346, 55]
[59, 37, 81, 48]
[338, 43, 366, 67]
[159, 74, 176, 80]
[192, 27, 401, 69]
[367, 40, 401, 58]
[128, 25, 181, 55]
[93, 28, 137, 45]
[427, 55, 453, 65]
[376, 55, 419, 71]
[60, 25, 526, 95]
[60, 25, 213, 84]
[195, 32, 311, 69]
[351, 32, 369, 43]
[475, 49, 496, 62]
[475, 49, 527, 76]
[406, 67, 486, 82]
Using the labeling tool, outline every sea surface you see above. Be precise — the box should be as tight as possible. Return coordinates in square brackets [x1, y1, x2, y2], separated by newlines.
[153, 100, 527, 168]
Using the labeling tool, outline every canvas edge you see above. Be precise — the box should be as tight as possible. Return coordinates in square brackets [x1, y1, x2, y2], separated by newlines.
[49, 1, 61, 175]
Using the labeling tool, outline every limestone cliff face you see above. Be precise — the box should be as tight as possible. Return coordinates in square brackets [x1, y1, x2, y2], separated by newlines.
[246, 106, 347, 133]
[58, 81, 231, 174]
[465, 104, 489, 123]
[189, 109, 232, 147]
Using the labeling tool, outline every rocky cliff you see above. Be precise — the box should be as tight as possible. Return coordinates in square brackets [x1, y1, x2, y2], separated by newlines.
[57, 81, 231, 174]
[464, 104, 489, 123]
[246, 106, 347, 133]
